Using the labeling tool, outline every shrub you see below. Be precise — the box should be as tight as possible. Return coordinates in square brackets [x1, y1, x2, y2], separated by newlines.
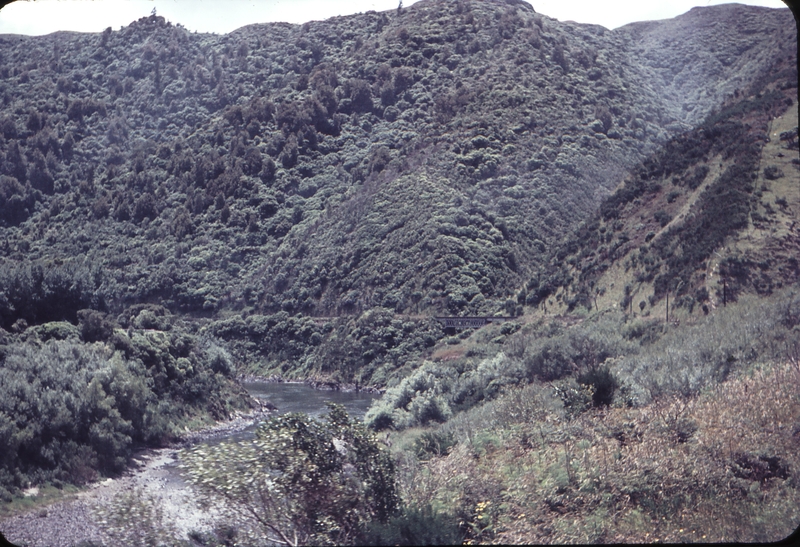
[0, 341, 148, 489]
[577, 365, 618, 407]
[183, 405, 400, 545]
[132, 193, 158, 222]
[522, 319, 630, 382]
[362, 504, 464, 546]
[78, 309, 116, 343]
[96, 486, 182, 545]
[260, 156, 277, 182]
[553, 377, 594, 419]
[523, 336, 574, 381]
[279, 134, 299, 168]
[369, 146, 393, 174]
[28, 149, 54, 194]
[66, 99, 107, 122]
[413, 430, 457, 460]
[654, 209, 671, 227]
[552, 44, 569, 72]
[0, 261, 106, 330]
[0, 175, 36, 226]
[28, 321, 80, 342]
[613, 289, 800, 404]
[365, 362, 457, 430]
[348, 79, 373, 113]
[763, 165, 784, 180]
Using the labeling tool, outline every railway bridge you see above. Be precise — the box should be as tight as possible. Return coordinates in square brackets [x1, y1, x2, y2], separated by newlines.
[434, 316, 515, 329]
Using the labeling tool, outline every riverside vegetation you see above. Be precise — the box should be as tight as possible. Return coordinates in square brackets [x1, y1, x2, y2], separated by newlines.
[0, 0, 798, 544]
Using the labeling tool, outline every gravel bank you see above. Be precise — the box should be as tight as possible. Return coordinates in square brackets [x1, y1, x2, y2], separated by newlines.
[0, 408, 274, 547]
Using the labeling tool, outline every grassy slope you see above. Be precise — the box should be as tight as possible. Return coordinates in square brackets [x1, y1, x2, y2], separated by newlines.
[395, 355, 800, 544]
[376, 251, 800, 542]
[525, 50, 798, 320]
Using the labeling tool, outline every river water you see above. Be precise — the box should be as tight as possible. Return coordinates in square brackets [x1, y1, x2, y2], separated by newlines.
[243, 380, 378, 420]
[217, 381, 378, 442]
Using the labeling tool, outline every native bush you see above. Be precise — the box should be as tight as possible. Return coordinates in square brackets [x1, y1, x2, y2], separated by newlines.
[576, 364, 618, 407]
[0, 175, 38, 226]
[365, 315, 635, 431]
[0, 320, 246, 495]
[763, 165, 784, 180]
[0, 341, 152, 489]
[522, 316, 632, 382]
[365, 362, 458, 431]
[553, 377, 594, 419]
[182, 404, 400, 546]
[77, 309, 116, 343]
[613, 288, 800, 404]
[413, 430, 457, 460]
[0, 261, 106, 330]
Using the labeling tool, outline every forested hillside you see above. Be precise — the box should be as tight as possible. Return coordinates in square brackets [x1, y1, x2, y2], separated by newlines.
[0, 0, 792, 323]
[0, 1, 797, 534]
[0, 0, 794, 389]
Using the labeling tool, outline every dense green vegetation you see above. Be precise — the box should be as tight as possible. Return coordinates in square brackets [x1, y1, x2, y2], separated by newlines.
[0, 1, 791, 335]
[181, 404, 401, 546]
[94, 287, 800, 545]
[364, 288, 800, 431]
[207, 307, 444, 386]
[0, 259, 105, 330]
[359, 289, 797, 545]
[0, 307, 250, 500]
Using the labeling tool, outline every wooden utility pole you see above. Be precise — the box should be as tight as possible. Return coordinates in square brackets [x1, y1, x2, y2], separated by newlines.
[666, 292, 669, 323]
[723, 278, 727, 307]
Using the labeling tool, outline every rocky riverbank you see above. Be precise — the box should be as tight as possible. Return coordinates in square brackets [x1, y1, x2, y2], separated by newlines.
[0, 378, 379, 546]
[0, 407, 275, 547]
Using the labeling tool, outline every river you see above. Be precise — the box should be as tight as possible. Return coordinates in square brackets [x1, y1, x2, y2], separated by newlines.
[0, 381, 379, 547]
[201, 380, 378, 443]
[241, 380, 377, 421]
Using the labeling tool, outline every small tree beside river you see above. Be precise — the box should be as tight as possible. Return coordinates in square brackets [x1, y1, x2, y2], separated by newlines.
[181, 404, 399, 546]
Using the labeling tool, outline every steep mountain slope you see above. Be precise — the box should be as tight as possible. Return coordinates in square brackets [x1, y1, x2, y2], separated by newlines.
[0, 0, 793, 332]
[526, 47, 799, 319]
[618, 3, 797, 126]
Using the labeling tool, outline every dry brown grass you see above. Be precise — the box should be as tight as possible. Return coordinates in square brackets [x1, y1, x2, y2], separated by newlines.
[401, 359, 800, 544]
[432, 346, 467, 362]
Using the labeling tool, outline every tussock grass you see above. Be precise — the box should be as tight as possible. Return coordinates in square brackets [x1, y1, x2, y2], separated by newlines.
[401, 359, 800, 544]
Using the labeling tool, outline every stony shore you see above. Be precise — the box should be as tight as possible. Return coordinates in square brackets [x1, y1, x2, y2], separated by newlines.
[0, 378, 379, 546]
[0, 407, 274, 547]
